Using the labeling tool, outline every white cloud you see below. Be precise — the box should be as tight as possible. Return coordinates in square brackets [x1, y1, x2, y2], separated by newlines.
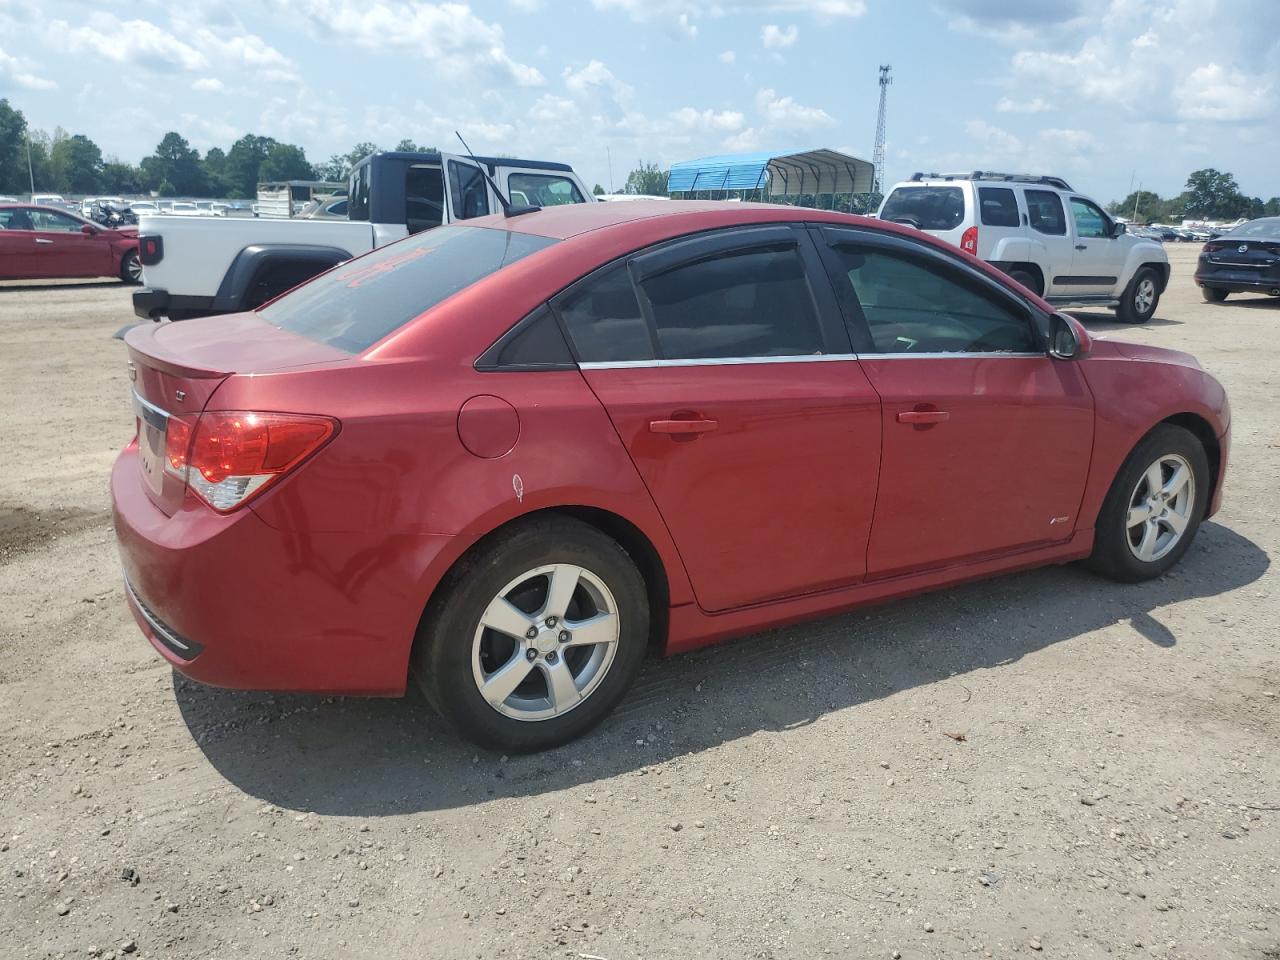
[590, 0, 862, 37]
[508, 0, 542, 9]
[1176, 63, 1273, 123]
[669, 107, 745, 132]
[996, 96, 1053, 113]
[0, 45, 56, 90]
[193, 77, 225, 93]
[761, 24, 799, 48]
[755, 87, 835, 128]
[55, 15, 208, 72]
[718, 50, 736, 64]
[965, 119, 1024, 155]
[275, 0, 544, 87]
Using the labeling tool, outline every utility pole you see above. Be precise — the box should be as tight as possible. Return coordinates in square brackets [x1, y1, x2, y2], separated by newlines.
[872, 64, 892, 196]
[26, 131, 36, 195]
[1132, 182, 1141, 223]
[606, 146, 613, 193]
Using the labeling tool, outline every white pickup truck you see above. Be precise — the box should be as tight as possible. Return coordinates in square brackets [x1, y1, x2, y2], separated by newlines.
[133, 150, 594, 321]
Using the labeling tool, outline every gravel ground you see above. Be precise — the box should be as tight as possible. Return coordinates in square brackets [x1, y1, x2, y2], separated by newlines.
[1, 248, 1278, 960]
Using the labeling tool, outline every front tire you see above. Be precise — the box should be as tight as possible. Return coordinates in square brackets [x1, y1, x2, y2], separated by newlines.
[1086, 424, 1209, 583]
[413, 516, 650, 752]
[1116, 267, 1160, 323]
[120, 250, 142, 285]
[1201, 285, 1229, 303]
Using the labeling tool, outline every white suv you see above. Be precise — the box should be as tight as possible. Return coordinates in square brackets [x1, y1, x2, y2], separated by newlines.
[878, 172, 1170, 323]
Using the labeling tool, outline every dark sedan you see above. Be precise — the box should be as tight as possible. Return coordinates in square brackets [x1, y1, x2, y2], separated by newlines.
[1196, 217, 1280, 302]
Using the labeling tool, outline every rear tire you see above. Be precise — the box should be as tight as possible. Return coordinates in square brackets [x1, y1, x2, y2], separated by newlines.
[1116, 267, 1160, 323]
[1085, 424, 1209, 583]
[119, 250, 142, 285]
[1007, 267, 1042, 296]
[412, 516, 650, 752]
[1202, 285, 1229, 303]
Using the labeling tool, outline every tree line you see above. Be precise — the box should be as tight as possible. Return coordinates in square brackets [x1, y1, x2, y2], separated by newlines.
[1108, 168, 1279, 223]
[0, 99, 437, 199]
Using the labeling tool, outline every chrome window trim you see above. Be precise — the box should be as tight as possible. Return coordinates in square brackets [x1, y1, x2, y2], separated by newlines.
[578, 350, 1048, 369]
[579, 353, 859, 370]
[132, 390, 169, 431]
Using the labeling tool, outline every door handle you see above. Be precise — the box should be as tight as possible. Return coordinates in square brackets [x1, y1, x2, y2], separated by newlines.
[1074, 244, 1087, 251]
[35, 238, 54, 244]
[897, 410, 949, 424]
[649, 417, 718, 435]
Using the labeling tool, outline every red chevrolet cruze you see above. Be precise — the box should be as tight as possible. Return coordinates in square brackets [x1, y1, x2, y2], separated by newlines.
[113, 201, 1230, 751]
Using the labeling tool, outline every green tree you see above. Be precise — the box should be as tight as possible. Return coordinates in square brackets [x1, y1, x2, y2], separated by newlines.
[259, 142, 314, 182]
[592, 183, 605, 195]
[141, 132, 205, 196]
[1183, 168, 1248, 220]
[224, 134, 277, 198]
[1109, 189, 1163, 220]
[314, 141, 380, 182]
[623, 161, 668, 196]
[49, 134, 103, 193]
[201, 146, 232, 196]
[100, 159, 143, 194]
[1265, 197, 1280, 217]
[0, 98, 31, 194]
[393, 138, 434, 153]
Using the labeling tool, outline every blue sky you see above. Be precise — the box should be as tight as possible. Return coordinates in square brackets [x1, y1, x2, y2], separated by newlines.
[2, 0, 1277, 203]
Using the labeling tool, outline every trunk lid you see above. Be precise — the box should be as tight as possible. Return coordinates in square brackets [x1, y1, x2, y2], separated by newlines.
[124, 313, 349, 515]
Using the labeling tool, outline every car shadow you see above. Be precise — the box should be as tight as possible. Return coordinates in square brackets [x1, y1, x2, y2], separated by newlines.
[1067, 310, 1182, 329]
[0, 279, 126, 292]
[1210, 296, 1280, 310]
[177, 521, 1268, 815]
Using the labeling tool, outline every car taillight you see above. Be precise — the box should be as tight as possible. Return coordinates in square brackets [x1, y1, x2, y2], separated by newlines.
[139, 235, 163, 265]
[165, 411, 336, 512]
[960, 226, 978, 255]
[1202, 241, 1223, 253]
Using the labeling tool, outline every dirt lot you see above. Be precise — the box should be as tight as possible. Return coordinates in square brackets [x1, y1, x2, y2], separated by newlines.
[1, 247, 1278, 960]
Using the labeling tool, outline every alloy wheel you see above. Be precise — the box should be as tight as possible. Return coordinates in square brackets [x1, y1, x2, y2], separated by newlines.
[126, 254, 143, 283]
[1134, 277, 1155, 315]
[471, 563, 620, 722]
[1125, 453, 1195, 563]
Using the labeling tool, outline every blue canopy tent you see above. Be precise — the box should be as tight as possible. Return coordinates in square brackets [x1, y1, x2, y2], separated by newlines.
[666, 148, 875, 208]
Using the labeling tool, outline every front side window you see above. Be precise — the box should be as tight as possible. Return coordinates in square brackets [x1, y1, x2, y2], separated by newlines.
[828, 246, 1038, 354]
[1025, 189, 1066, 236]
[880, 186, 965, 230]
[405, 164, 444, 234]
[978, 187, 1020, 227]
[507, 173, 585, 208]
[0, 208, 34, 230]
[449, 162, 490, 220]
[31, 209, 85, 232]
[641, 245, 824, 360]
[347, 164, 370, 221]
[259, 226, 558, 353]
[1070, 198, 1109, 239]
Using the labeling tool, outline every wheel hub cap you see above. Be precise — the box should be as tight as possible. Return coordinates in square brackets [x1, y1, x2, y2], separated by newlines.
[1125, 453, 1194, 563]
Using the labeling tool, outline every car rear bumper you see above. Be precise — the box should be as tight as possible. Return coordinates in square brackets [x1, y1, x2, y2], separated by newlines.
[111, 441, 453, 695]
[132, 287, 218, 320]
[1195, 262, 1280, 295]
[1194, 275, 1280, 295]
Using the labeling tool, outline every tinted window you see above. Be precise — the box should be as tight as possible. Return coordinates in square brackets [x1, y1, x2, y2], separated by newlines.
[508, 173, 584, 207]
[1025, 189, 1066, 236]
[481, 306, 574, 369]
[642, 246, 824, 360]
[828, 246, 1038, 354]
[406, 164, 444, 233]
[0, 208, 34, 230]
[31, 209, 84, 231]
[348, 164, 370, 221]
[880, 186, 965, 230]
[558, 263, 654, 363]
[259, 226, 557, 353]
[449, 161, 490, 220]
[1070, 198, 1109, 238]
[1227, 218, 1280, 238]
[978, 187, 1020, 227]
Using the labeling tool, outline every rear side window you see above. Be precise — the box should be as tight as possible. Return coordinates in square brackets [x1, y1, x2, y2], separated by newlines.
[259, 226, 558, 353]
[880, 186, 965, 231]
[406, 164, 444, 233]
[508, 173, 585, 208]
[978, 187, 1020, 227]
[641, 246, 824, 360]
[347, 164, 370, 221]
[827, 245, 1038, 354]
[1025, 189, 1066, 236]
[558, 264, 654, 363]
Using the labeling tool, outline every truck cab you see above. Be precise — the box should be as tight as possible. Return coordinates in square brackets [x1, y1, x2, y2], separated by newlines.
[133, 150, 593, 321]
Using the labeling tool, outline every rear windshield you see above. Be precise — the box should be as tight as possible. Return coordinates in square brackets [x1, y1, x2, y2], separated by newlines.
[258, 226, 558, 353]
[880, 186, 965, 231]
[1227, 218, 1280, 239]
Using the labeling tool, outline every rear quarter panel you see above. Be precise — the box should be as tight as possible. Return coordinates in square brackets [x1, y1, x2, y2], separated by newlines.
[1076, 341, 1229, 528]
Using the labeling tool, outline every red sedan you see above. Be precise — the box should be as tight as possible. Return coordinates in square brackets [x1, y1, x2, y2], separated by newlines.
[0, 203, 141, 282]
[112, 201, 1230, 751]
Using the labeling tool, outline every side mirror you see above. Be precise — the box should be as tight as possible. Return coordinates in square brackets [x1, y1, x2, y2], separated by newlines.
[1111, 221, 1126, 237]
[81, 223, 98, 235]
[1049, 312, 1090, 360]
